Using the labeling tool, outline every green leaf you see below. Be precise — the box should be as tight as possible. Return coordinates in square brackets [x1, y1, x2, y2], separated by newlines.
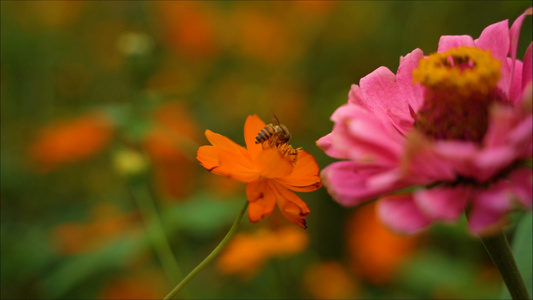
[500, 211, 533, 299]
[397, 247, 501, 299]
[161, 192, 246, 239]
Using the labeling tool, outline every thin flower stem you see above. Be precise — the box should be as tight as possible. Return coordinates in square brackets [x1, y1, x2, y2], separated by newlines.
[163, 199, 249, 300]
[130, 185, 183, 284]
[480, 231, 530, 300]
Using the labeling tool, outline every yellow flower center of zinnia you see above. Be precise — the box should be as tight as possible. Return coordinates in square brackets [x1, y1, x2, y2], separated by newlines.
[412, 46, 504, 143]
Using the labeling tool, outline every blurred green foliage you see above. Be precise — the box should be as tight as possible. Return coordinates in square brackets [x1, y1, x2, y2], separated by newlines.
[1, 1, 531, 299]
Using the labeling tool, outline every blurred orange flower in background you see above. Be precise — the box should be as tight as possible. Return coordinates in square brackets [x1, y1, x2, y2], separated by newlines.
[346, 202, 421, 285]
[99, 267, 167, 300]
[154, 1, 220, 60]
[230, 7, 295, 63]
[196, 115, 321, 228]
[28, 111, 114, 173]
[143, 102, 200, 201]
[51, 203, 140, 255]
[303, 261, 359, 299]
[217, 226, 309, 280]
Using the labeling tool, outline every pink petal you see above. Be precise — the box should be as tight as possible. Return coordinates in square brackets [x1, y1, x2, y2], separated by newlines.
[351, 65, 417, 138]
[475, 104, 532, 179]
[352, 66, 397, 112]
[413, 187, 470, 222]
[473, 147, 516, 180]
[509, 8, 533, 65]
[316, 133, 340, 158]
[475, 20, 510, 64]
[467, 204, 506, 234]
[320, 161, 407, 207]
[506, 114, 532, 158]
[402, 132, 458, 182]
[434, 142, 495, 182]
[344, 109, 404, 164]
[438, 35, 475, 52]
[468, 183, 515, 233]
[365, 167, 407, 191]
[522, 43, 532, 91]
[475, 20, 513, 98]
[347, 83, 364, 106]
[483, 104, 516, 148]
[509, 58, 524, 103]
[377, 194, 432, 234]
[507, 8, 532, 102]
[468, 169, 532, 234]
[397, 48, 426, 114]
[316, 131, 352, 160]
[508, 168, 533, 208]
[328, 104, 403, 165]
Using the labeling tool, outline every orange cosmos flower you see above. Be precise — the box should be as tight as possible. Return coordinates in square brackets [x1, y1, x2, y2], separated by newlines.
[347, 202, 420, 285]
[50, 203, 140, 255]
[303, 261, 359, 299]
[217, 226, 309, 279]
[29, 111, 114, 173]
[153, 1, 219, 60]
[196, 115, 321, 228]
[143, 102, 200, 200]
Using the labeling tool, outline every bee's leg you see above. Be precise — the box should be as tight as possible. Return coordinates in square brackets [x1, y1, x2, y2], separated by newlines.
[270, 136, 278, 148]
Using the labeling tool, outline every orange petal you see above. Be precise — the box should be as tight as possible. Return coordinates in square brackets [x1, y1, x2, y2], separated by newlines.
[254, 148, 293, 178]
[197, 145, 259, 182]
[246, 179, 276, 222]
[244, 115, 265, 159]
[272, 181, 310, 229]
[205, 129, 250, 159]
[197, 145, 218, 169]
[277, 150, 322, 192]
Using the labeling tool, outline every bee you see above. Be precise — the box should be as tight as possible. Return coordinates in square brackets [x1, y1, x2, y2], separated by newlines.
[255, 114, 291, 146]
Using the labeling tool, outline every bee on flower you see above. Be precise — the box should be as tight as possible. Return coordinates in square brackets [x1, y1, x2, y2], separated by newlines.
[254, 114, 292, 146]
[196, 115, 322, 229]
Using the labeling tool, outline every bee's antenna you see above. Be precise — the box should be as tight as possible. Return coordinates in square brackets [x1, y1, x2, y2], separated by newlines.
[270, 109, 281, 125]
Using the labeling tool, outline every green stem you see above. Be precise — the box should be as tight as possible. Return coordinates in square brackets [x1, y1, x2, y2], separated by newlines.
[130, 186, 183, 284]
[480, 231, 530, 300]
[163, 199, 249, 300]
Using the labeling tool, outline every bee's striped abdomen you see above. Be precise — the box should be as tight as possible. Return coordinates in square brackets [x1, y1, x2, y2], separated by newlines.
[255, 125, 276, 144]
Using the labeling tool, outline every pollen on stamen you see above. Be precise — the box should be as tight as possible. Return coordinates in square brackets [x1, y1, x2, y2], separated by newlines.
[412, 46, 502, 97]
[278, 143, 302, 164]
[262, 141, 302, 164]
[412, 46, 504, 143]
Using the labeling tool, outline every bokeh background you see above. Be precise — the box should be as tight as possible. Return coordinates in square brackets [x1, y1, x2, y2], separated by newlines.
[1, 1, 532, 299]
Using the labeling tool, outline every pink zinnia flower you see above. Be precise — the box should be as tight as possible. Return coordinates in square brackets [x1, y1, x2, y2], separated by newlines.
[317, 8, 532, 234]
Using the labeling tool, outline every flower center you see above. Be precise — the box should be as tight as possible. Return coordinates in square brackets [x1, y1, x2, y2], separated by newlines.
[412, 46, 503, 142]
